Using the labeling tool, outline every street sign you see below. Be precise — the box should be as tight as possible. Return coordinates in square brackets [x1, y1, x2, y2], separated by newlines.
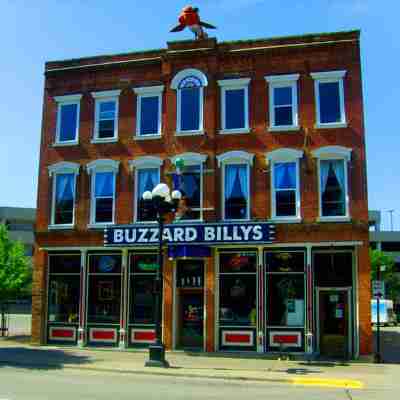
[372, 280, 385, 299]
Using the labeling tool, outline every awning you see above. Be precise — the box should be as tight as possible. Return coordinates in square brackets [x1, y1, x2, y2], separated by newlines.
[168, 245, 211, 259]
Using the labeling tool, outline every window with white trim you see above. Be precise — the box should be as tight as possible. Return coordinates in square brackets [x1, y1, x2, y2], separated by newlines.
[48, 162, 80, 227]
[311, 71, 346, 128]
[54, 94, 82, 144]
[266, 149, 303, 220]
[92, 90, 121, 141]
[171, 153, 207, 221]
[133, 86, 163, 137]
[312, 146, 351, 219]
[218, 78, 250, 133]
[171, 69, 208, 134]
[87, 159, 119, 225]
[265, 74, 299, 130]
[129, 157, 162, 222]
[217, 151, 254, 221]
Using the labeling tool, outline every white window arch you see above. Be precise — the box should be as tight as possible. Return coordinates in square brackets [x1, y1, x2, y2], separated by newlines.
[86, 159, 119, 226]
[170, 153, 207, 221]
[312, 146, 352, 221]
[129, 156, 163, 222]
[171, 68, 208, 135]
[48, 162, 80, 228]
[217, 151, 254, 221]
[265, 148, 303, 221]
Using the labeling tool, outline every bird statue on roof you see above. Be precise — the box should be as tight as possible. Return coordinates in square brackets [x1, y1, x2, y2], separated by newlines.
[170, 6, 217, 40]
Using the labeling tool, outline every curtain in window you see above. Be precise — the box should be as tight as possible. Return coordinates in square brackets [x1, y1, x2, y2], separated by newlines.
[56, 174, 74, 201]
[138, 169, 158, 197]
[238, 165, 248, 199]
[95, 172, 114, 197]
[320, 161, 330, 193]
[331, 160, 345, 191]
[274, 163, 296, 189]
[225, 165, 237, 199]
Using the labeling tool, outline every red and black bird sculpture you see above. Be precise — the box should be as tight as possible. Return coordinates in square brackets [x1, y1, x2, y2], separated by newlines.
[170, 6, 217, 40]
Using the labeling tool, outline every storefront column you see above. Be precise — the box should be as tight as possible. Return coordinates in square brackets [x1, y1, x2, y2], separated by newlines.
[357, 243, 372, 355]
[205, 250, 216, 352]
[119, 248, 129, 349]
[31, 246, 47, 345]
[77, 249, 87, 347]
[163, 256, 174, 349]
[305, 245, 314, 354]
[257, 246, 264, 353]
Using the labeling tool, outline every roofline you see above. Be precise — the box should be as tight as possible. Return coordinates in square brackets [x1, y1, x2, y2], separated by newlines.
[45, 29, 360, 73]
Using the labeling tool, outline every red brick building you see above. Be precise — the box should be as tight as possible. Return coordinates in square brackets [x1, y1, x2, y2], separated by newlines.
[33, 30, 371, 358]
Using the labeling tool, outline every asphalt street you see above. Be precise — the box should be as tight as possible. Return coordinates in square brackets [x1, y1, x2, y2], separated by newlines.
[0, 366, 385, 400]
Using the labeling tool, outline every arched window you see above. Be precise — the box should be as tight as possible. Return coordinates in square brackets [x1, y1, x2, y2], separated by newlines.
[171, 69, 208, 134]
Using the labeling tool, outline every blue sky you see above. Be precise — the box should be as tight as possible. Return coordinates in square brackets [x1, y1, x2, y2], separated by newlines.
[1, 0, 399, 229]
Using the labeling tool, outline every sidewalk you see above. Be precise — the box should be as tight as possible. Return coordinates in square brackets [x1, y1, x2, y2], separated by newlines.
[1, 339, 396, 390]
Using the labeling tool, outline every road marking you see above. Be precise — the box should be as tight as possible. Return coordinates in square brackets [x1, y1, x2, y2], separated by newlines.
[290, 377, 364, 389]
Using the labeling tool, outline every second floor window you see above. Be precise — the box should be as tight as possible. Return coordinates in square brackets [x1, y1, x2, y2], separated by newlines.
[52, 173, 76, 225]
[92, 90, 121, 141]
[311, 71, 346, 128]
[320, 160, 346, 217]
[224, 164, 249, 220]
[93, 171, 115, 223]
[54, 94, 82, 144]
[273, 162, 298, 218]
[134, 86, 163, 137]
[136, 168, 159, 222]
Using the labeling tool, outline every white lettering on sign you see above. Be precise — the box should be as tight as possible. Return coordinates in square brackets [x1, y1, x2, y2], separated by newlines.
[240, 225, 253, 241]
[185, 227, 197, 241]
[125, 229, 136, 243]
[204, 226, 215, 241]
[174, 227, 185, 242]
[150, 228, 158, 242]
[252, 225, 262, 240]
[138, 228, 148, 243]
[162, 228, 173, 242]
[114, 229, 124, 243]
[223, 226, 232, 241]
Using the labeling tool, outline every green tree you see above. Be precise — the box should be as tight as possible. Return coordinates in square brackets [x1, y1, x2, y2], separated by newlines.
[0, 224, 31, 335]
[370, 249, 400, 301]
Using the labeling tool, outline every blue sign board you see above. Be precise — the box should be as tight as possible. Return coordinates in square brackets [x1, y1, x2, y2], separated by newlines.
[104, 222, 275, 246]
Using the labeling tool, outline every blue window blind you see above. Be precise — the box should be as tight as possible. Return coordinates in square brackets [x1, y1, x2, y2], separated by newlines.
[140, 96, 159, 135]
[274, 162, 297, 217]
[59, 103, 78, 141]
[225, 164, 248, 220]
[319, 82, 341, 123]
[225, 89, 245, 129]
[180, 87, 200, 131]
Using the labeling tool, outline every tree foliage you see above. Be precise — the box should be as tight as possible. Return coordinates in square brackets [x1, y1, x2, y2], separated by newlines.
[0, 224, 31, 305]
[370, 249, 400, 301]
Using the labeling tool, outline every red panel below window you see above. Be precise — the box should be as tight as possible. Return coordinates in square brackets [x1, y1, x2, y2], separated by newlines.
[134, 331, 155, 341]
[92, 330, 115, 340]
[225, 333, 251, 344]
[273, 335, 298, 344]
[52, 329, 74, 338]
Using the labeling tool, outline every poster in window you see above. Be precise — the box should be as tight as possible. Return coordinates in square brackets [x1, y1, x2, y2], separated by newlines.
[98, 281, 114, 301]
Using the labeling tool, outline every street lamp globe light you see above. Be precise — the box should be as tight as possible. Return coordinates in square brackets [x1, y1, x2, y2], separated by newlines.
[171, 190, 182, 200]
[142, 191, 153, 201]
[152, 183, 170, 199]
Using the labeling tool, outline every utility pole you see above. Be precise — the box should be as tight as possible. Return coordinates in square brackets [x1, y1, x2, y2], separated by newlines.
[387, 209, 395, 231]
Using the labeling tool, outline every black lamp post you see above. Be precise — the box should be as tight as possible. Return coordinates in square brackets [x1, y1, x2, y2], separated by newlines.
[374, 264, 386, 364]
[142, 183, 182, 368]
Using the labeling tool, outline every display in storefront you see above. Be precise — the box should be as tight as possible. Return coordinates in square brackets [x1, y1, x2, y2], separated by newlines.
[105, 222, 275, 246]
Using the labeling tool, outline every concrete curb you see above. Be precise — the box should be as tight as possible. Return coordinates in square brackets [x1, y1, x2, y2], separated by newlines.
[0, 359, 364, 389]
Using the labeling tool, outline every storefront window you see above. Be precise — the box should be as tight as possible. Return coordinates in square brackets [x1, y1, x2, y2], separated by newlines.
[219, 252, 257, 326]
[48, 254, 81, 324]
[265, 251, 305, 327]
[87, 254, 122, 324]
[129, 253, 157, 324]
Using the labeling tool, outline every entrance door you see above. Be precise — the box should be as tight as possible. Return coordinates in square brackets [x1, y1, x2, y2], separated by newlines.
[178, 290, 204, 349]
[318, 289, 351, 358]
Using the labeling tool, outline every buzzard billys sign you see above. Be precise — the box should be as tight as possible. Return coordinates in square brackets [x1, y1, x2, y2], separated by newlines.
[104, 222, 275, 246]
